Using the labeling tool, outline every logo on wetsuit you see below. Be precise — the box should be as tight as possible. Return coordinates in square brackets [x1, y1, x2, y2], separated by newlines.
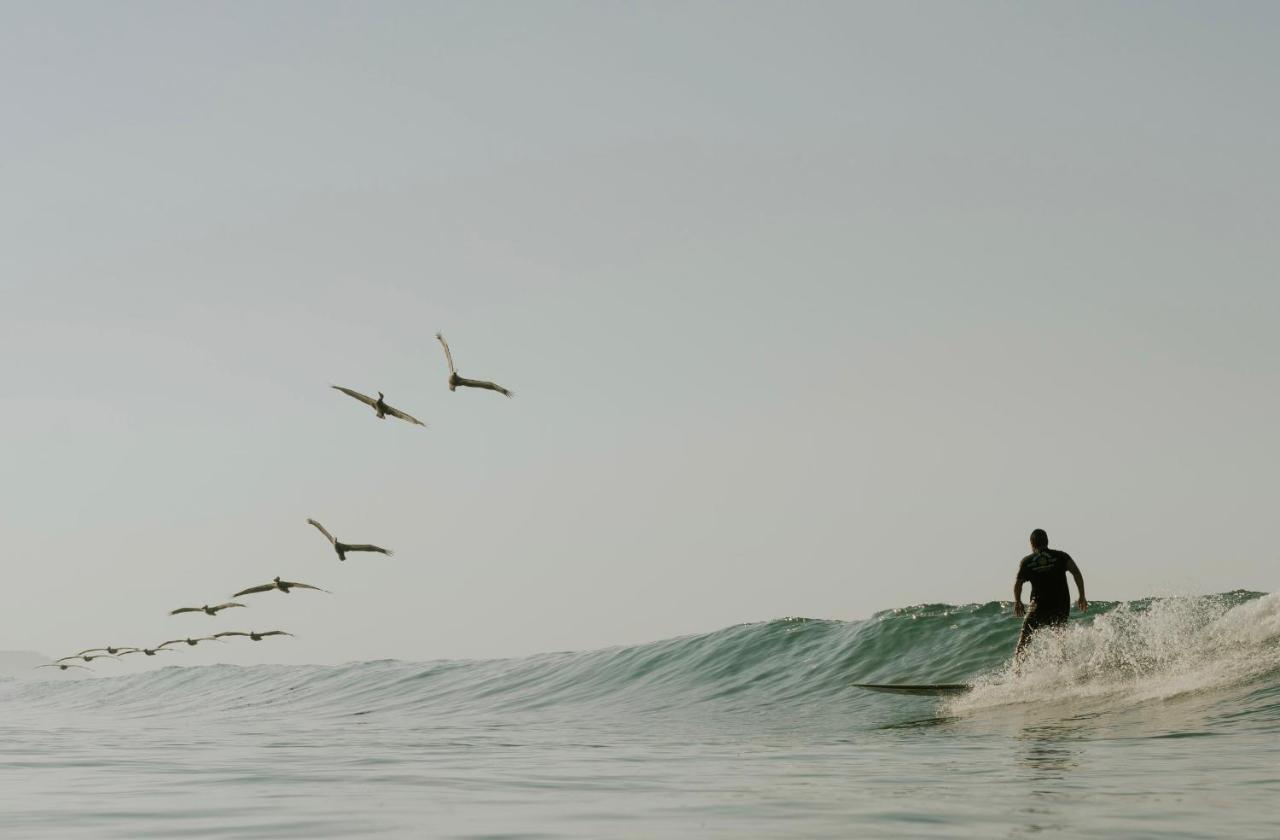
[1024, 551, 1059, 573]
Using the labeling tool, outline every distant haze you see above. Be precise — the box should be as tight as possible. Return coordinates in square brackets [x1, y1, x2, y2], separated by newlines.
[2, 2, 1277, 668]
[0, 651, 53, 678]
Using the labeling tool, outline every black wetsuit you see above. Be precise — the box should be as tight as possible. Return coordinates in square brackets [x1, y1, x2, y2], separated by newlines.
[1016, 548, 1075, 652]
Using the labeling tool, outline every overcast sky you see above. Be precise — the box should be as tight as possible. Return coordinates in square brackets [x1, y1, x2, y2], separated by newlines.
[3, 2, 1277, 668]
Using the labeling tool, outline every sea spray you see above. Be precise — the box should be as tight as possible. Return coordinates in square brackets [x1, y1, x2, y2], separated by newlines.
[951, 590, 1280, 713]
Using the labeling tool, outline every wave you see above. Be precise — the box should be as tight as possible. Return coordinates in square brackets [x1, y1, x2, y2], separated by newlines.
[4, 591, 1278, 727]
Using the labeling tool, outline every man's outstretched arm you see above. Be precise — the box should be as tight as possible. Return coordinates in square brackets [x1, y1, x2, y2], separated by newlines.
[1067, 557, 1088, 611]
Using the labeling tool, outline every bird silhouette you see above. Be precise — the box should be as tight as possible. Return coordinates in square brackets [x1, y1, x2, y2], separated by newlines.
[76, 646, 136, 656]
[233, 576, 330, 597]
[214, 630, 294, 642]
[436, 332, 513, 397]
[157, 637, 222, 649]
[57, 654, 119, 664]
[331, 386, 425, 426]
[306, 519, 393, 562]
[169, 602, 245, 616]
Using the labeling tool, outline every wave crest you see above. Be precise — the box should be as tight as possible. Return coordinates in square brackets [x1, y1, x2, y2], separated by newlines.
[4, 592, 1276, 725]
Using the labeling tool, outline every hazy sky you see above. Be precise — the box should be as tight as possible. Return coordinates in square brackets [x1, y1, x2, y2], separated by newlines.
[3, 2, 1277, 668]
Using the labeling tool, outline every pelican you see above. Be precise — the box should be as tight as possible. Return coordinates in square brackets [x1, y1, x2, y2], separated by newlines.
[158, 637, 222, 649]
[57, 653, 119, 664]
[76, 646, 137, 656]
[214, 630, 294, 642]
[37, 663, 90, 672]
[233, 576, 330, 597]
[118, 647, 172, 657]
[169, 602, 245, 616]
[331, 386, 425, 426]
[306, 519, 393, 561]
[436, 332, 513, 397]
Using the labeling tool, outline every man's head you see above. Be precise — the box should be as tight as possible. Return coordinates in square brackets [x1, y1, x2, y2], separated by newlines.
[1030, 528, 1049, 550]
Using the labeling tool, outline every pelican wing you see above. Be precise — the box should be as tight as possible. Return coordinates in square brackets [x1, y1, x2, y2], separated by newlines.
[307, 518, 336, 544]
[436, 332, 456, 374]
[116, 649, 140, 657]
[213, 632, 250, 638]
[382, 403, 425, 426]
[332, 385, 377, 407]
[259, 631, 294, 638]
[345, 544, 392, 556]
[455, 376, 512, 398]
[55, 655, 81, 663]
[157, 639, 187, 649]
[282, 580, 331, 593]
[76, 648, 108, 656]
[233, 583, 277, 597]
[211, 602, 245, 613]
[169, 607, 202, 615]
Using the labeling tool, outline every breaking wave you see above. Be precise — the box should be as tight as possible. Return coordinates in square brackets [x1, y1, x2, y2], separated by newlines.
[4, 591, 1278, 729]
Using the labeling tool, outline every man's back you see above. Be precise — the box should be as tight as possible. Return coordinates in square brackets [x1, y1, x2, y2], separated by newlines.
[1017, 548, 1073, 616]
[1013, 530, 1087, 657]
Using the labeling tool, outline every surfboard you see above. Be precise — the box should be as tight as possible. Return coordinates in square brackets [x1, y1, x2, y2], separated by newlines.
[852, 683, 972, 695]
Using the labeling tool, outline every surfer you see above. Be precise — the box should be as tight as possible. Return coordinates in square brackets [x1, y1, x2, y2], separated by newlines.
[1013, 529, 1087, 658]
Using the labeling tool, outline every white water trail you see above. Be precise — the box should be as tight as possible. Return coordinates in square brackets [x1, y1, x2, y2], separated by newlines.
[949, 592, 1280, 713]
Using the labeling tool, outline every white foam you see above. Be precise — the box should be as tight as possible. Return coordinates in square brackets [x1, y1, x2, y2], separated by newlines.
[949, 592, 1280, 714]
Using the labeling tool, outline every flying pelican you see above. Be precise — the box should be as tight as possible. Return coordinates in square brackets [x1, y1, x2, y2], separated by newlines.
[436, 332, 513, 397]
[118, 647, 172, 658]
[57, 653, 119, 664]
[169, 602, 245, 616]
[38, 663, 91, 672]
[331, 386, 425, 426]
[214, 630, 294, 642]
[76, 646, 137, 656]
[233, 576, 331, 597]
[158, 637, 222, 649]
[306, 519, 393, 562]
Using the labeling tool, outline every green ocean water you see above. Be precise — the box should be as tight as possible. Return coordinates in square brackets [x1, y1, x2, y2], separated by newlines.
[2, 591, 1278, 837]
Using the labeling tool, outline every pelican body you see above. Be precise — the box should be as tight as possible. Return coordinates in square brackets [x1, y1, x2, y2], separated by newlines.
[158, 637, 221, 649]
[233, 576, 330, 598]
[170, 602, 244, 617]
[306, 519, 393, 562]
[436, 332, 513, 397]
[215, 630, 293, 642]
[59, 653, 119, 664]
[331, 386, 425, 426]
[119, 647, 171, 658]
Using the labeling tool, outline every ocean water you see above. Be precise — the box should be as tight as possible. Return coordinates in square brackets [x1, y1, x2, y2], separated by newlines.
[2, 591, 1279, 838]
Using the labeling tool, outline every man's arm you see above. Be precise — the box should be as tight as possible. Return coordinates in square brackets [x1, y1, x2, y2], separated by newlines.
[1066, 556, 1087, 611]
[1013, 572, 1027, 617]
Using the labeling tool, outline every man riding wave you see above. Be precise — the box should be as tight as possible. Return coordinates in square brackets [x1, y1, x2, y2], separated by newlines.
[1014, 528, 1087, 657]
